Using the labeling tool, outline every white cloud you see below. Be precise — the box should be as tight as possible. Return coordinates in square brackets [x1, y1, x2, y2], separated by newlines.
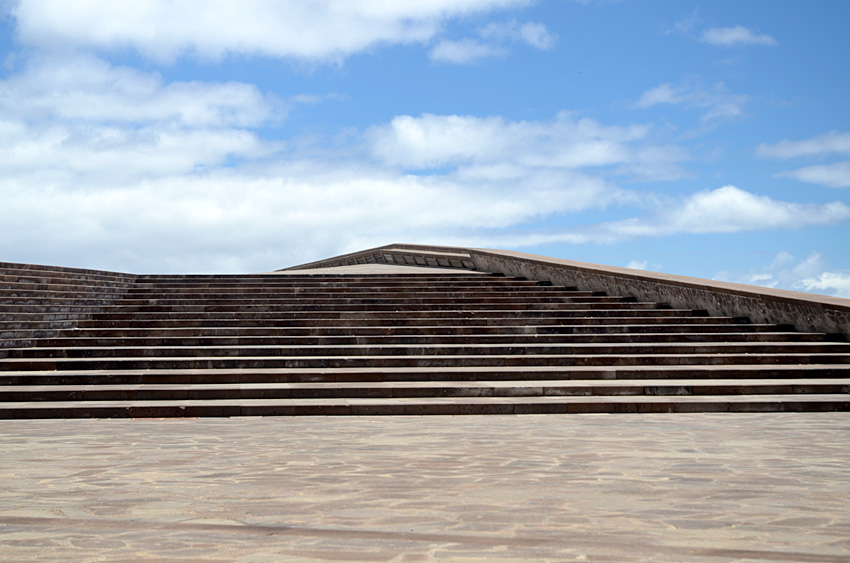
[699, 26, 777, 47]
[625, 260, 661, 271]
[367, 112, 675, 174]
[429, 39, 505, 64]
[0, 55, 277, 127]
[0, 159, 624, 273]
[758, 132, 850, 188]
[799, 272, 850, 298]
[757, 131, 850, 159]
[542, 185, 850, 244]
[10, 0, 527, 62]
[635, 81, 748, 122]
[431, 20, 555, 64]
[0, 55, 281, 186]
[714, 251, 850, 298]
[614, 185, 850, 236]
[778, 161, 850, 188]
[518, 22, 557, 49]
[479, 20, 557, 49]
[442, 185, 850, 249]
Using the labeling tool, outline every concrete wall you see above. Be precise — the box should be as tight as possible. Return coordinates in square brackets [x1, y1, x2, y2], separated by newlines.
[469, 248, 850, 338]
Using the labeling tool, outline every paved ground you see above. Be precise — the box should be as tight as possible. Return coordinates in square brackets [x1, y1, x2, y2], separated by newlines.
[1, 414, 849, 562]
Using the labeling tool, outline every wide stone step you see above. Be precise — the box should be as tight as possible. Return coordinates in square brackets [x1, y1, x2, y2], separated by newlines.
[65, 317, 735, 332]
[0, 301, 665, 315]
[2, 323, 788, 346]
[0, 297, 122, 307]
[2, 378, 848, 402]
[0, 283, 131, 296]
[77, 303, 666, 315]
[0, 270, 135, 286]
[4, 364, 848, 385]
[4, 341, 848, 359]
[3, 352, 850, 371]
[128, 281, 548, 291]
[83, 309, 694, 322]
[1, 394, 848, 418]
[119, 289, 601, 301]
[0, 323, 780, 345]
[109, 295, 626, 306]
[12, 331, 833, 349]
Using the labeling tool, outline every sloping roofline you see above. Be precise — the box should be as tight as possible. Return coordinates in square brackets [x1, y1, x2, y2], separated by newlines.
[284, 243, 850, 337]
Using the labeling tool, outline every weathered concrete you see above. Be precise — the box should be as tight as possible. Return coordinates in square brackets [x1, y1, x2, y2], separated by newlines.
[283, 244, 477, 271]
[268, 263, 485, 275]
[1, 414, 849, 561]
[468, 248, 850, 338]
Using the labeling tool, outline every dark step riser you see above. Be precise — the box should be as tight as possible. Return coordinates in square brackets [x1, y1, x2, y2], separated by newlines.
[66, 318, 731, 330]
[0, 302, 665, 315]
[0, 275, 134, 286]
[127, 283, 552, 291]
[0, 299, 122, 307]
[2, 399, 849, 419]
[10, 332, 831, 349]
[80, 310, 693, 322]
[4, 354, 850, 370]
[0, 324, 792, 347]
[5, 343, 849, 359]
[107, 296, 628, 306]
[5, 367, 849, 386]
[1, 318, 748, 332]
[116, 294, 612, 302]
[4, 383, 848, 402]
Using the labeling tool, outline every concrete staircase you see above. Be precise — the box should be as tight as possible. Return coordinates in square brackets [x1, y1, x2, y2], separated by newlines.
[1, 260, 849, 418]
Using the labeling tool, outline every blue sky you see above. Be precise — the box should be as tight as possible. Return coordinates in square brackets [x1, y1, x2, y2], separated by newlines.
[1, 1, 848, 297]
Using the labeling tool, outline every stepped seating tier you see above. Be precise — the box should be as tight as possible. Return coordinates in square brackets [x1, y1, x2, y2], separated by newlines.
[0, 263, 848, 417]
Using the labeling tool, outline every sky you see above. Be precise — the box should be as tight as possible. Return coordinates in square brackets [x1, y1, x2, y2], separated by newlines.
[1, 1, 849, 297]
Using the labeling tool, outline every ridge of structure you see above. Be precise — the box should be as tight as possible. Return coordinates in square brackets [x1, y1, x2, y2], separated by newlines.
[1, 244, 849, 418]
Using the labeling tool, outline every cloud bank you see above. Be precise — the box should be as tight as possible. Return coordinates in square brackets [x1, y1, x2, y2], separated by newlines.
[11, 0, 528, 62]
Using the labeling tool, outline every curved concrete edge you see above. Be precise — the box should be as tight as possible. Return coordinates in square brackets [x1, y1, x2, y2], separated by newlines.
[468, 247, 850, 338]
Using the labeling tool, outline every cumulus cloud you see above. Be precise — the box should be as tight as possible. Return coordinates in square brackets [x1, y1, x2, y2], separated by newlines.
[9, 0, 527, 62]
[0, 55, 281, 186]
[0, 54, 278, 127]
[605, 185, 850, 237]
[430, 19, 555, 64]
[479, 20, 557, 49]
[778, 162, 850, 188]
[635, 81, 748, 122]
[699, 26, 777, 47]
[0, 159, 622, 273]
[715, 251, 850, 298]
[799, 272, 850, 298]
[441, 185, 850, 250]
[367, 112, 682, 174]
[757, 131, 850, 159]
[429, 39, 505, 64]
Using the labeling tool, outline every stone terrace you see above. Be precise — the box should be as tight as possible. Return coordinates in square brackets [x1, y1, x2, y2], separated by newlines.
[1, 244, 849, 418]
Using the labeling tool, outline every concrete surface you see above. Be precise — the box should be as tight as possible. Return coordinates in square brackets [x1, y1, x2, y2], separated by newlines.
[267, 264, 484, 275]
[1, 413, 849, 561]
[468, 247, 850, 338]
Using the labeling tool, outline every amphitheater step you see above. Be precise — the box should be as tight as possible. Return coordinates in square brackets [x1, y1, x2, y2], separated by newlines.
[1, 394, 848, 419]
[1, 261, 847, 418]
